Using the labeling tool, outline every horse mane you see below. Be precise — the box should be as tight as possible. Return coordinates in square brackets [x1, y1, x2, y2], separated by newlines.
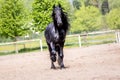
[52, 5, 69, 33]
[62, 11, 69, 32]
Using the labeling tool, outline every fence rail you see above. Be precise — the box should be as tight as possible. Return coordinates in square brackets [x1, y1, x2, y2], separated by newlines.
[0, 30, 120, 53]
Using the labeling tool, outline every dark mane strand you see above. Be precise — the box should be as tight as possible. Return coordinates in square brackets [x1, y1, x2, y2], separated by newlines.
[62, 12, 69, 32]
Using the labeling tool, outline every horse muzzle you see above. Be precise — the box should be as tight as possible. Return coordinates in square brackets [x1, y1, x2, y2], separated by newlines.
[57, 23, 63, 27]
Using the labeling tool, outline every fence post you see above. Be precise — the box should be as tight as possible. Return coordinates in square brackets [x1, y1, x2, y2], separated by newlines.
[15, 42, 18, 54]
[15, 37, 19, 54]
[78, 35, 81, 47]
[40, 39, 43, 52]
[118, 31, 120, 43]
[115, 31, 120, 43]
[115, 32, 118, 43]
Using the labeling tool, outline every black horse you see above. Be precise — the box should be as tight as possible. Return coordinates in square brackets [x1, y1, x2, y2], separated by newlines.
[44, 4, 69, 69]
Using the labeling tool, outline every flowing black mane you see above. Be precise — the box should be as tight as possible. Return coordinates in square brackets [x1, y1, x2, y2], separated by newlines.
[44, 4, 69, 69]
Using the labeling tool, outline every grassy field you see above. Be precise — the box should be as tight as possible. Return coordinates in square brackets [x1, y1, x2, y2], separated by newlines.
[0, 32, 116, 55]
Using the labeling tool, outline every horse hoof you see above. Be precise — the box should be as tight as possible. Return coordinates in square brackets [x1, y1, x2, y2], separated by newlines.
[51, 66, 56, 69]
[60, 65, 65, 69]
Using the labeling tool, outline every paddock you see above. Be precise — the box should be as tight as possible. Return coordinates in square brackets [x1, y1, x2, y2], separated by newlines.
[0, 43, 120, 80]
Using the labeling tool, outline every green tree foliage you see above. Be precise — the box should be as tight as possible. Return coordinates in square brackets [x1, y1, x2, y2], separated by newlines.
[106, 8, 120, 30]
[32, 0, 70, 32]
[85, 0, 99, 7]
[0, 0, 29, 40]
[73, 0, 81, 9]
[101, 0, 109, 15]
[23, 0, 34, 11]
[71, 5, 101, 33]
[106, 0, 120, 30]
[108, 0, 120, 9]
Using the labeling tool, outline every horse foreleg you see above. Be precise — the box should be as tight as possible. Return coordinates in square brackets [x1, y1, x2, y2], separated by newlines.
[49, 42, 56, 69]
[50, 51, 56, 69]
[51, 60, 56, 69]
[50, 42, 56, 62]
[58, 46, 65, 69]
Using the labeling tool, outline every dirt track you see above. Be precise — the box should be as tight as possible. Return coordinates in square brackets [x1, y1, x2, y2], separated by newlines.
[0, 43, 120, 80]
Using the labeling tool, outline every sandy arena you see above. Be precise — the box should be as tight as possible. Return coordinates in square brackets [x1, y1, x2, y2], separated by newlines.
[0, 43, 120, 80]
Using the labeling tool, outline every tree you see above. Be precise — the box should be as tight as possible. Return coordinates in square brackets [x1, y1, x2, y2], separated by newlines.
[108, 0, 120, 10]
[73, 0, 81, 9]
[0, 0, 29, 53]
[101, 0, 109, 15]
[32, 0, 70, 32]
[0, 0, 29, 40]
[106, 8, 120, 30]
[85, 0, 99, 8]
[71, 5, 101, 33]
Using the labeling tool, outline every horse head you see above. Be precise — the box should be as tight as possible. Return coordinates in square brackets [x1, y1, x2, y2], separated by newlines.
[52, 4, 63, 27]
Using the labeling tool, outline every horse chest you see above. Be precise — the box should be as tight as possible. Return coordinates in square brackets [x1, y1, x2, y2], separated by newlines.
[59, 30, 65, 39]
[53, 29, 65, 42]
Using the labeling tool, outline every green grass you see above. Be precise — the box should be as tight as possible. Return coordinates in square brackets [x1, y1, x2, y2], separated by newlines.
[0, 32, 116, 55]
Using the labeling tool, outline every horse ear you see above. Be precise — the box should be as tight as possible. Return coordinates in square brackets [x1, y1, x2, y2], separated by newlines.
[53, 4, 55, 8]
[58, 3, 61, 7]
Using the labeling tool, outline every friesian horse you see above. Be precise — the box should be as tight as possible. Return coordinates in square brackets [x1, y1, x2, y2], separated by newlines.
[44, 4, 69, 69]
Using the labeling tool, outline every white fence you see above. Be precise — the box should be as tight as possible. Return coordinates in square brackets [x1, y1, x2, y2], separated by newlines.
[66, 30, 119, 47]
[0, 39, 43, 53]
[0, 30, 120, 53]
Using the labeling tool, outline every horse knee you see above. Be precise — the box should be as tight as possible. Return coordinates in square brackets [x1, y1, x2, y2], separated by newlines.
[52, 50, 56, 54]
[60, 53, 64, 59]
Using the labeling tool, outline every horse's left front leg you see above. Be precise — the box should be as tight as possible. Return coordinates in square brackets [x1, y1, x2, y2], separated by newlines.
[58, 43, 65, 69]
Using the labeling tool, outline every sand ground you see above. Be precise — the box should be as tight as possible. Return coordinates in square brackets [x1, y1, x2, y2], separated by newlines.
[0, 43, 120, 80]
